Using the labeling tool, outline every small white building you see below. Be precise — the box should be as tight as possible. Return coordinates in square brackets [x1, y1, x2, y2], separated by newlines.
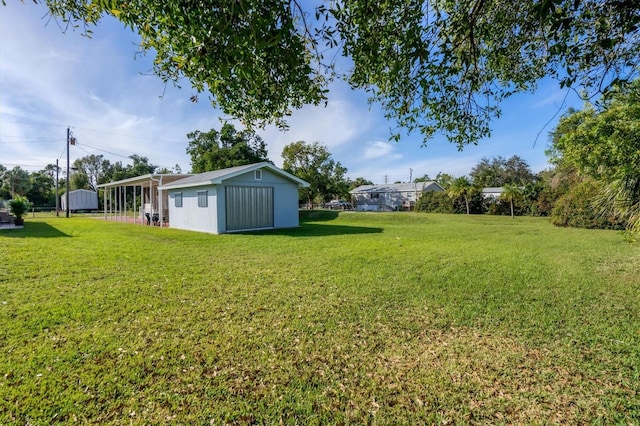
[159, 162, 309, 234]
[481, 187, 505, 199]
[350, 182, 444, 211]
[61, 189, 98, 211]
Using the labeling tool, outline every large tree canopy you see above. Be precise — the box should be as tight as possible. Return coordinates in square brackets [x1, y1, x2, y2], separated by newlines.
[282, 141, 348, 205]
[186, 123, 269, 173]
[470, 155, 534, 188]
[32, 0, 640, 147]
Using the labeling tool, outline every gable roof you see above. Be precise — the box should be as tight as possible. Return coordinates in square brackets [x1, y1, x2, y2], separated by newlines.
[350, 181, 444, 194]
[159, 162, 310, 190]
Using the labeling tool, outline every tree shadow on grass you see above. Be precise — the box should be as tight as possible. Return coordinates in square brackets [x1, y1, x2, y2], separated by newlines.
[240, 222, 383, 237]
[299, 210, 340, 222]
[0, 222, 70, 238]
[235, 210, 382, 237]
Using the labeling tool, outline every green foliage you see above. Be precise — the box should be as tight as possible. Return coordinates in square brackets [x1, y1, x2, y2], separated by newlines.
[1, 215, 639, 423]
[434, 172, 455, 190]
[470, 155, 534, 188]
[550, 179, 625, 230]
[348, 177, 373, 189]
[8, 195, 30, 220]
[500, 184, 524, 218]
[550, 81, 640, 233]
[25, 170, 56, 207]
[1, 166, 32, 197]
[282, 141, 348, 204]
[34, 0, 640, 146]
[416, 190, 455, 213]
[72, 154, 111, 191]
[186, 123, 269, 173]
[447, 176, 474, 214]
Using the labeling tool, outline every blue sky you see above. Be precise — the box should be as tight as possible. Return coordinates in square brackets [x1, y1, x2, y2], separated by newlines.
[0, 3, 584, 184]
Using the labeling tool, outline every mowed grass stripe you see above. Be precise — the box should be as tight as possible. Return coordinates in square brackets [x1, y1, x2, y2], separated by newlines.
[0, 212, 638, 424]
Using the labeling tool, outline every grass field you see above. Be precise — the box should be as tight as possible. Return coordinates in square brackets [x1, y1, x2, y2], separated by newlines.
[1, 211, 639, 424]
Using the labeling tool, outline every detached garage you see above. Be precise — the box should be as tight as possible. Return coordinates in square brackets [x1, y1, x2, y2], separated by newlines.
[158, 162, 309, 234]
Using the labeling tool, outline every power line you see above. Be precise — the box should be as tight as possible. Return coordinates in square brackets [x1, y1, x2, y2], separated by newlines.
[0, 139, 63, 144]
[78, 142, 138, 160]
[0, 118, 64, 128]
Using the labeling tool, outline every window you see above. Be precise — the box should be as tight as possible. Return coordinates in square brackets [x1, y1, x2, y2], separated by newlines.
[255, 169, 262, 180]
[174, 192, 183, 208]
[370, 193, 380, 199]
[197, 190, 208, 207]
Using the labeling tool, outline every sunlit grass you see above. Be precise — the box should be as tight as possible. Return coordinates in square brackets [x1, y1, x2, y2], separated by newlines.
[1, 212, 638, 424]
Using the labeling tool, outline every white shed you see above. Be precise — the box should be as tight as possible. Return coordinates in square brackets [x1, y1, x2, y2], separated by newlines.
[61, 189, 98, 211]
[158, 162, 309, 234]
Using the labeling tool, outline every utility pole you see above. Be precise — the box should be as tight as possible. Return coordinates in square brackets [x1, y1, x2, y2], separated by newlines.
[66, 127, 70, 218]
[384, 175, 388, 184]
[55, 159, 59, 217]
[65, 127, 76, 218]
[409, 168, 413, 183]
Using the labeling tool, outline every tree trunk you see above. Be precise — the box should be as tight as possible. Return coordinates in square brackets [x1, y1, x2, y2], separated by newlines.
[464, 195, 470, 214]
[510, 199, 514, 218]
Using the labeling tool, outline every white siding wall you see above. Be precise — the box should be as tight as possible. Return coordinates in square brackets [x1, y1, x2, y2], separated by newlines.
[168, 185, 218, 233]
[167, 168, 301, 234]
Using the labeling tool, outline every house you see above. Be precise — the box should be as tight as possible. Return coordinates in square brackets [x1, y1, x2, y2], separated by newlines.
[158, 162, 309, 234]
[61, 189, 99, 211]
[350, 182, 445, 211]
[482, 187, 505, 199]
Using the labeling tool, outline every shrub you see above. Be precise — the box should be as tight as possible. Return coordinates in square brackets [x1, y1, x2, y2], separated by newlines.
[550, 180, 625, 230]
[9, 195, 31, 225]
[416, 191, 455, 213]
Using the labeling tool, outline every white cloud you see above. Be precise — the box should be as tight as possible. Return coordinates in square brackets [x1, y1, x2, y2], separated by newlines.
[360, 140, 401, 161]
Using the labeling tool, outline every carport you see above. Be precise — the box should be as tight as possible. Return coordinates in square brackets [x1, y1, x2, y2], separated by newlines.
[97, 173, 192, 225]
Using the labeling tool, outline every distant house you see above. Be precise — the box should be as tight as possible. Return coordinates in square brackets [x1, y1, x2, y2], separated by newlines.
[159, 162, 309, 234]
[482, 187, 505, 199]
[61, 189, 98, 211]
[350, 182, 445, 212]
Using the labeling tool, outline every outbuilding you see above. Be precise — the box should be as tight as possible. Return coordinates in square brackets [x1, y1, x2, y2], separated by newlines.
[159, 162, 309, 234]
[61, 189, 99, 211]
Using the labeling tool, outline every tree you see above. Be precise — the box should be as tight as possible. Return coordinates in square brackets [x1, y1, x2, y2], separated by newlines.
[33, 1, 640, 147]
[128, 155, 158, 177]
[72, 154, 111, 191]
[500, 185, 524, 218]
[434, 172, 455, 190]
[186, 123, 269, 173]
[281, 141, 348, 206]
[349, 177, 374, 189]
[470, 155, 534, 188]
[0, 164, 8, 199]
[447, 176, 474, 214]
[549, 81, 640, 234]
[26, 170, 56, 207]
[1, 167, 32, 197]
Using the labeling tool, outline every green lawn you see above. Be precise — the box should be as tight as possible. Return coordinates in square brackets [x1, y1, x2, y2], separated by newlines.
[1, 212, 638, 424]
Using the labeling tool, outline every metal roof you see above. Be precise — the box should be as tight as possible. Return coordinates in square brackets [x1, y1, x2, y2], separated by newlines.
[97, 173, 193, 188]
[158, 162, 310, 190]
